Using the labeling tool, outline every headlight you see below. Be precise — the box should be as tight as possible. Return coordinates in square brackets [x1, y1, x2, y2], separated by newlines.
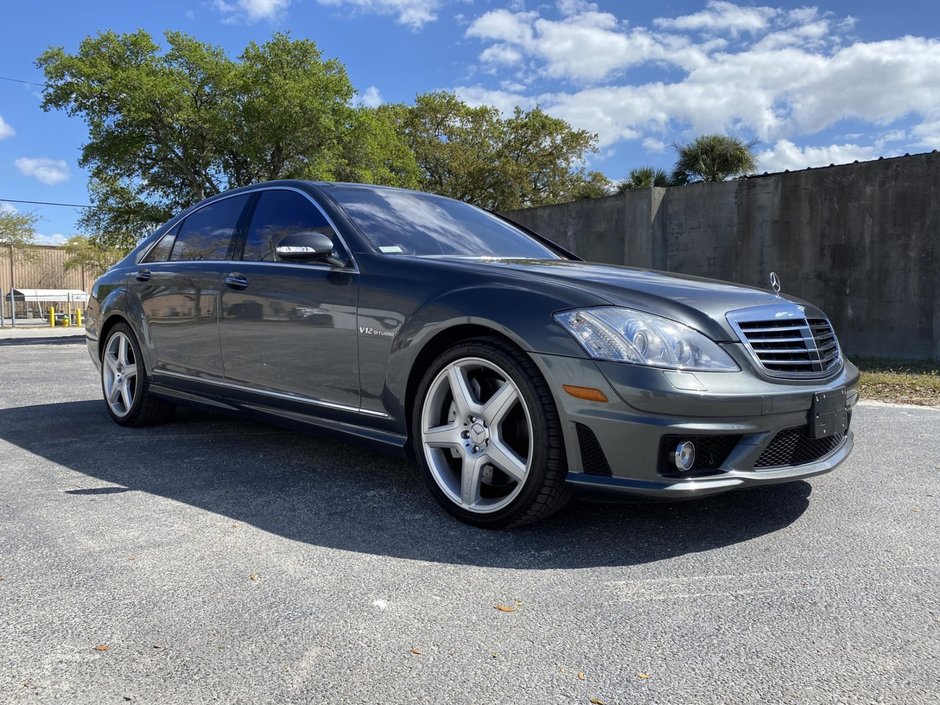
[554, 307, 739, 372]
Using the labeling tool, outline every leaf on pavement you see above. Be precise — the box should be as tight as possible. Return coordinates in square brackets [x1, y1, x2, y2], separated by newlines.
[636, 672, 651, 679]
[494, 604, 517, 613]
[409, 647, 422, 655]
[249, 574, 259, 581]
[94, 644, 111, 652]
[589, 698, 606, 704]
[577, 672, 586, 681]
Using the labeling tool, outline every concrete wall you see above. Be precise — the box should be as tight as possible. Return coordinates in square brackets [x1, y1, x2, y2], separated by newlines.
[504, 152, 940, 360]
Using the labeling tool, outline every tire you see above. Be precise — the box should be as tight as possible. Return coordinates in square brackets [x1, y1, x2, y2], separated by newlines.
[100, 322, 175, 427]
[412, 337, 570, 528]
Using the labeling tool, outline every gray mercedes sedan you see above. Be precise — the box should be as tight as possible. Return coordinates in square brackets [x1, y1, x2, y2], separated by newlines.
[86, 181, 858, 527]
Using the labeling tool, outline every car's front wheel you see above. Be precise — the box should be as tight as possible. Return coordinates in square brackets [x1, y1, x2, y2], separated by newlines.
[100, 322, 175, 427]
[413, 338, 569, 528]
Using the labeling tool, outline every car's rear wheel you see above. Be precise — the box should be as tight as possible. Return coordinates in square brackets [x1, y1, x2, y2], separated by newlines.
[101, 323, 175, 427]
[413, 338, 569, 528]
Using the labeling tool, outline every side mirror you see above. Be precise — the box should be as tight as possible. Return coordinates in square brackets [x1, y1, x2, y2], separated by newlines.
[275, 231, 334, 262]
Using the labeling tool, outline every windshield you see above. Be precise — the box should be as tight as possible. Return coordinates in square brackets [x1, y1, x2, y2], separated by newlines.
[328, 186, 562, 259]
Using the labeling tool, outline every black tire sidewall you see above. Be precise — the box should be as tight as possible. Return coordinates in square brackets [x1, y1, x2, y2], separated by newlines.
[412, 339, 561, 528]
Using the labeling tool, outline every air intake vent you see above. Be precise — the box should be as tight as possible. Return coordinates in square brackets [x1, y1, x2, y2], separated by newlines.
[575, 423, 612, 476]
[727, 304, 842, 378]
[754, 427, 845, 468]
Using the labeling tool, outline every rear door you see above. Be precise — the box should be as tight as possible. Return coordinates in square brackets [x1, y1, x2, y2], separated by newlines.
[219, 188, 360, 411]
[131, 194, 251, 383]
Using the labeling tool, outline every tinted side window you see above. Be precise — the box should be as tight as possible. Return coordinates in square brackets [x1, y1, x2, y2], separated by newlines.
[141, 223, 180, 263]
[170, 195, 249, 262]
[242, 190, 335, 262]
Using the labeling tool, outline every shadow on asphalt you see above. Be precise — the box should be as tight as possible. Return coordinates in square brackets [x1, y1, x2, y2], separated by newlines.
[0, 400, 811, 569]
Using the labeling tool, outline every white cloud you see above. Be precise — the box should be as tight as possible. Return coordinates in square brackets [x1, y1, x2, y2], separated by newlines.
[642, 137, 667, 153]
[912, 119, 940, 147]
[15, 158, 70, 186]
[357, 86, 384, 108]
[34, 233, 68, 246]
[480, 44, 523, 66]
[467, 9, 665, 82]
[500, 80, 527, 93]
[0, 202, 18, 214]
[459, 3, 940, 158]
[467, 9, 537, 45]
[317, 0, 440, 28]
[556, 0, 598, 16]
[653, 0, 777, 35]
[213, 0, 289, 23]
[0, 115, 14, 140]
[756, 139, 887, 172]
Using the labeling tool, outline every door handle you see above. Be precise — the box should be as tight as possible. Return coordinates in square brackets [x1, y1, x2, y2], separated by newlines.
[224, 273, 249, 290]
[136, 269, 151, 282]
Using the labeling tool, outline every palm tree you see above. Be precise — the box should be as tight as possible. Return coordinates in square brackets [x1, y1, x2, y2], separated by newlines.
[617, 167, 670, 192]
[672, 134, 757, 183]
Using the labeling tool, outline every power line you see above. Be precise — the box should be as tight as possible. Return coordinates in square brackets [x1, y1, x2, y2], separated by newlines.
[0, 198, 91, 209]
[0, 75, 47, 88]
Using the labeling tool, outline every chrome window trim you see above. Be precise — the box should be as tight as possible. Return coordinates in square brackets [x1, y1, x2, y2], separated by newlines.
[136, 185, 359, 272]
[726, 303, 843, 380]
[154, 369, 388, 418]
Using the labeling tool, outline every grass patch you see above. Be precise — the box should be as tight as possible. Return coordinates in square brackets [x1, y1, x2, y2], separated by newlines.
[853, 357, 940, 406]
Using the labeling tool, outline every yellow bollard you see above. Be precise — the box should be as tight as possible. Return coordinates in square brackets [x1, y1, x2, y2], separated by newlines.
[49, 307, 56, 328]
[76, 308, 83, 327]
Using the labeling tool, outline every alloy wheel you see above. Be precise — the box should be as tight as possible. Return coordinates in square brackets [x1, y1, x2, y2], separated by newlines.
[102, 331, 138, 418]
[420, 357, 533, 514]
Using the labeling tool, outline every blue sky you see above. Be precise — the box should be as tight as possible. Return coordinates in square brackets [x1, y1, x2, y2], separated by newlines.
[1, 0, 938, 242]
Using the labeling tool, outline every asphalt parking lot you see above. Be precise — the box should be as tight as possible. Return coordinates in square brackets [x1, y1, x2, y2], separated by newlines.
[1, 331, 938, 704]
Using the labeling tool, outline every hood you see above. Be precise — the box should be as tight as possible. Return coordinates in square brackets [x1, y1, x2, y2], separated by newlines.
[463, 259, 820, 342]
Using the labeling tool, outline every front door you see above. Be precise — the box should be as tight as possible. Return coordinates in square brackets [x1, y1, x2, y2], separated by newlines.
[219, 189, 360, 411]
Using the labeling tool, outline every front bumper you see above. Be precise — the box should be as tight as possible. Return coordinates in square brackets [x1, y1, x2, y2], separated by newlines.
[530, 351, 859, 499]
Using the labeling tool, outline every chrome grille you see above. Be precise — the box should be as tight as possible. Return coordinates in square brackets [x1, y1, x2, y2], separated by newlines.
[727, 304, 842, 378]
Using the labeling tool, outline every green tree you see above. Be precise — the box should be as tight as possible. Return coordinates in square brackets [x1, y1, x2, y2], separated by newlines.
[397, 92, 604, 210]
[672, 134, 757, 184]
[568, 171, 614, 200]
[497, 105, 608, 208]
[38, 31, 416, 249]
[0, 208, 39, 250]
[63, 235, 127, 278]
[334, 106, 419, 188]
[617, 167, 670, 192]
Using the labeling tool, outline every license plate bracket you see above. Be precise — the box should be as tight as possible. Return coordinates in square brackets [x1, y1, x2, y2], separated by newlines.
[810, 389, 848, 439]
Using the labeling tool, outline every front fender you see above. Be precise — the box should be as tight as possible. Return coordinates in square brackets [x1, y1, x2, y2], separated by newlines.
[380, 284, 591, 427]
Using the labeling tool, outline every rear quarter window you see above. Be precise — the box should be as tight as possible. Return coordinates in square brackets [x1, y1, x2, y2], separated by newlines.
[170, 195, 250, 262]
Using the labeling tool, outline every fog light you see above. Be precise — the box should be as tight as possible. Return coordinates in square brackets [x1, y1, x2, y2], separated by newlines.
[674, 441, 696, 472]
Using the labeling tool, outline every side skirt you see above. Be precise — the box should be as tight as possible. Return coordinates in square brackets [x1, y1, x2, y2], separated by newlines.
[150, 382, 410, 458]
